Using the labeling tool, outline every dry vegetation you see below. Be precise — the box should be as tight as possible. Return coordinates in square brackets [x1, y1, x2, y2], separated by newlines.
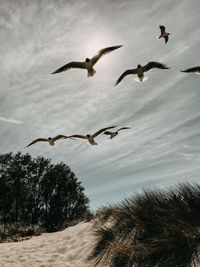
[90, 183, 200, 267]
[0, 223, 44, 243]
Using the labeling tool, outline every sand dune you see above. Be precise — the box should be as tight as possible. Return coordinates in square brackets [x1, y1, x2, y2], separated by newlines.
[0, 222, 95, 267]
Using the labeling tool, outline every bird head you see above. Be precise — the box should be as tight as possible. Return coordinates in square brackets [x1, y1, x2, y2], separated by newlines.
[86, 134, 91, 138]
[137, 64, 141, 68]
[85, 58, 90, 63]
[48, 137, 52, 140]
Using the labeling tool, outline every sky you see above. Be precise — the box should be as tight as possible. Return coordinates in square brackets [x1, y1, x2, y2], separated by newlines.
[1, 0, 200, 210]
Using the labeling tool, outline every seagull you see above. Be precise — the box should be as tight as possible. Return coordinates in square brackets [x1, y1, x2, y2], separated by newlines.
[158, 25, 170, 44]
[51, 45, 122, 77]
[181, 66, 200, 74]
[115, 62, 170, 84]
[103, 127, 131, 139]
[26, 135, 71, 148]
[67, 126, 116, 145]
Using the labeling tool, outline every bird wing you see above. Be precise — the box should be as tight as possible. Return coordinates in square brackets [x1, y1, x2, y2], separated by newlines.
[92, 126, 116, 138]
[51, 61, 86, 74]
[143, 62, 170, 72]
[26, 138, 48, 148]
[117, 127, 131, 132]
[115, 69, 137, 86]
[164, 35, 169, 44]
[181, 66, 200, 73]
[103, 131, 112, 135]
[91, 45, 122, 65]
[67, 135, 87, 140]
[52, 135, 69, 141]
[159, 25, 165, 34]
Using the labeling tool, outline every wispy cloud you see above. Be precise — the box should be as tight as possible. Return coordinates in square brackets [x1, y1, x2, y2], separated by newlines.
[0, 116, 23, 124]
[1, 0, 200, 210]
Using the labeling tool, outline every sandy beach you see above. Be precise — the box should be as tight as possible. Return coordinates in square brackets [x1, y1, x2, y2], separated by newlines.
[0, 222, 95, 267]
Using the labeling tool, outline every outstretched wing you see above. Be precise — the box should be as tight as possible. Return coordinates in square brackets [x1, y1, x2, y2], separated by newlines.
[159, 25, 165, 34]
[115, 69, 137, 86]
[181, 66, 200, 73]
[92, 126, 116, 138]
[91, 45, 122, 65]
[103, 131, 112, 135]
[67, 135, 87, 140]
[117, 127, 131, 132]
[52, 135, 69, 141]
[51, 61, 86, 74]
[143, 62, 170, 72]
[26, 138, 48, 148]
[164, 35, 169, 44]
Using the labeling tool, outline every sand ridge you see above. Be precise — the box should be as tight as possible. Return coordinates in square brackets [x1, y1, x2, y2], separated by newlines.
[0, 222, 95, 267]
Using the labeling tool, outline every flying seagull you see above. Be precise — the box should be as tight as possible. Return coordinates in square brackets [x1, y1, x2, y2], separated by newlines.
[181, 66, 200, 74]
[51, 45, 122, 77]
[103, 127, 131, 139]
[115, 62, 170, 84]
[67, 126, 116, 145]
[158, 25, 170, 44]
[26, 135, 71, 148]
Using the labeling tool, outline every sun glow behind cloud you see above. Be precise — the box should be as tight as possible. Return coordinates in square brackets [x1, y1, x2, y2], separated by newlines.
[85, 32, 121, 59]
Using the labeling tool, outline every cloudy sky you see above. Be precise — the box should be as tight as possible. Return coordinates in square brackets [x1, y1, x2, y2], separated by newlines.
[1, 0, 200, 210]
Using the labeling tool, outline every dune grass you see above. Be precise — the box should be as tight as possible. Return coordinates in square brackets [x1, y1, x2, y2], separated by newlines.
[90, 183, 200, 267]
[0, 223, 44, 243]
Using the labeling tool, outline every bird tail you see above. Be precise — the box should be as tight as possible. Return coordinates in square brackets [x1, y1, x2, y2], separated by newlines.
[49, 143, 55, 146]
[134, 75, 148, 82]
[87, 69, 96, 77]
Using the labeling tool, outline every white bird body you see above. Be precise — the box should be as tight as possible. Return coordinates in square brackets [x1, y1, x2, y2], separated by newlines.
[109, 132, 118, 139]
[49, 140, 55, 146]
[85, 61, 96, 77]
[158, 32, 169, 39]
[88, 136, 98, 145]
[137, 67, 144, 81]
